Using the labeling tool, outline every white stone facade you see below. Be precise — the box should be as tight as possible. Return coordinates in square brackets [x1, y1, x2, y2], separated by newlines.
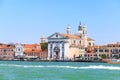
[48, 36, 69, 60]
[15, 44, 24, 58]
[47, 23, 95, 60]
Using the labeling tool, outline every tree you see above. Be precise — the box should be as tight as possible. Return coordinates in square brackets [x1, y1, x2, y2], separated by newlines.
[94, 57, 99, 60]
[100, 54, 109, 59]
[41, 43, 48, 51]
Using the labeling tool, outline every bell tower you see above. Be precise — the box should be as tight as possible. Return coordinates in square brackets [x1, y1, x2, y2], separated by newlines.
[78, 22, 83, 31]
[40, 35, 46, 43]
[66, 24, 71, 34]
[77, 22, 88, 47]
[82, 24, 87, 47]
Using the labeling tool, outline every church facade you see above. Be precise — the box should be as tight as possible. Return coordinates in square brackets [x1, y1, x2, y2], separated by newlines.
[47, 23, 95, 60]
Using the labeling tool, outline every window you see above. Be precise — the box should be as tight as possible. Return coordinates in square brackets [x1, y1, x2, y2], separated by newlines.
[4, 49, 6, 52]
[105, 49, 108, 52]
[95, 49, 98, 52]
[88, 54, 89, 57]
[18, 48, 20, 51]
[80, 41, 81, 44]
[94, 54, 97, 56]
[111, 50, 112, 52]
[50, 44, 52, 48]
[62, 44, 64, 48]
[56, 34, 58, 37]
[99, 54, 101, 56]
[89, 43, 91, 46]
[99, 49, 103, 52]
[62, 52, 64, 58]
[80, 41, 81, 45]
[85, 48, 88, 51]
[112, 49, 119, 54]
[74, 40, 76, 44]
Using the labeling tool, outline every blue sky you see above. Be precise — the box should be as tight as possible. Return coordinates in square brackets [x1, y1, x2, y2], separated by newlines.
[0, 0, 120, 45]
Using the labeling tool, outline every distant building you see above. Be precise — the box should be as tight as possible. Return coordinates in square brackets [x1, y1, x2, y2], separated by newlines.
[96, 42, 120, 58]
[0, 42, 48, 60]
[47, 23, 95, 60]
[83, 46, 99, 60]
[15, 44, 24, 59]
[84, 42, 120, 60]
[0, 43, 15, 60]
[23, 44, 41, 60]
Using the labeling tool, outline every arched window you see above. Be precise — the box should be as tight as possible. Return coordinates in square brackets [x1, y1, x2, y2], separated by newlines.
[62, 44, 64, 48]
[56, 34, 58, 37]
[80, 41, 81, 43]
[50, 44, 52, 48]
[89, 43, 91, 46]
[74, 40, 76, 44]
[18, 48, 20, 51]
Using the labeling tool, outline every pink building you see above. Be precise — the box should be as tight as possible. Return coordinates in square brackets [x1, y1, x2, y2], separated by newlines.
[0, 43, 15, 60]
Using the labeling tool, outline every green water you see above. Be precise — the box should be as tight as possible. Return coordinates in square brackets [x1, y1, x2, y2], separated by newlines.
[0, 61, 120, 80]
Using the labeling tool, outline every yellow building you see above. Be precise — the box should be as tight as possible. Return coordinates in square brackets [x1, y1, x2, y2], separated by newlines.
[47, 23, 95, 60]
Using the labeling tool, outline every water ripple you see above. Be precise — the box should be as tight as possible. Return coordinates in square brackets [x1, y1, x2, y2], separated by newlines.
[0, 64, 120, 70]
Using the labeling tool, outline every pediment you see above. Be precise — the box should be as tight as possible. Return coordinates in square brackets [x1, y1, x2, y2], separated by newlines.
[48, 32, 65, 39]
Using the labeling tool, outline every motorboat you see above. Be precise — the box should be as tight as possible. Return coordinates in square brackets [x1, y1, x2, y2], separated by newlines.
[107, 59, 120, 64]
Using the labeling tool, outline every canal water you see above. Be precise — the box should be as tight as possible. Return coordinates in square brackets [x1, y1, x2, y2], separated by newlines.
[0, 61, 120, 80]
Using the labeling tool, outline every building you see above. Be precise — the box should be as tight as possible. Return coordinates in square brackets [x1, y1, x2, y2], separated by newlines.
[23, 44, 42, 60]
[0, 42, 48, 61]
[82, 46, 99, 60]
[47, 23, 95, 60]
[96, 42, 120, 59]
[15, 44, 24, 59]
[0, 43, 15, 60]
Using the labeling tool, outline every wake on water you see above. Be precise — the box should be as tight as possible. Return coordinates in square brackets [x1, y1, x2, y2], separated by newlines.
[0, 64, 120, 70]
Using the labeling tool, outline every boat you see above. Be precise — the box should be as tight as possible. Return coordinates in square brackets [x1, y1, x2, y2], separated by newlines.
[107, 59, 120, 64]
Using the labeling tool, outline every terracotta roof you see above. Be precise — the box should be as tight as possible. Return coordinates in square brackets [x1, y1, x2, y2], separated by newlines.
[24, 49, 41, 53]
[0, 44, 14, 48]
[48, 32, 94, 40]
[24, 44, 40, 46]
[54, 32, 80, 39]
[87, 37, 94, 41]
[61, 34, 80, 39]
[23, 44, 40, 48]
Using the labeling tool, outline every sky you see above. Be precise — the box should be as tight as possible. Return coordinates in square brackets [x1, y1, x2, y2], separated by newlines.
[0, 0, 120, 45]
